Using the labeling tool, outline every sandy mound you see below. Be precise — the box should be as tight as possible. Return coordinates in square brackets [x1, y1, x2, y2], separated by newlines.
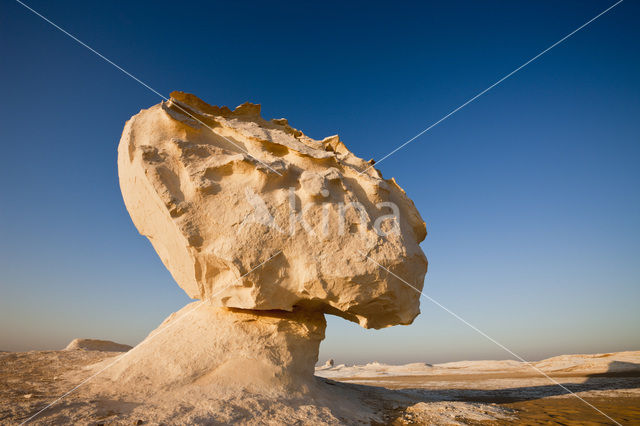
[84, 303, 389, 424]
[97, 302, 325, 393]
[64, 339, 132, 352]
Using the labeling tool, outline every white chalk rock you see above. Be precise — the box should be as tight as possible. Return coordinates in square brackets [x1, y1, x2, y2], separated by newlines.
[102, 302, 325, 393]
[117, 92, 427, 329]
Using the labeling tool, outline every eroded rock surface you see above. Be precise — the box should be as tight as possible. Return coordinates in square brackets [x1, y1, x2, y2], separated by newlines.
[101, 302, 326, 394]
[117, 92, 427, 329]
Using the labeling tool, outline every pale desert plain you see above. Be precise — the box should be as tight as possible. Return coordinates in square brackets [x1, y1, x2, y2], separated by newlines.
[2, 93, 639, 425]
[2, 345, 640, 424]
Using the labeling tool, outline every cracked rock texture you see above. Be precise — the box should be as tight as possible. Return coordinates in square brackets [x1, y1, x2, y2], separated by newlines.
[117, 92, 427, 329]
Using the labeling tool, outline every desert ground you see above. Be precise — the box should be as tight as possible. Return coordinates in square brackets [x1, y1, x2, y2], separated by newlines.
[1, 345, 638, 425]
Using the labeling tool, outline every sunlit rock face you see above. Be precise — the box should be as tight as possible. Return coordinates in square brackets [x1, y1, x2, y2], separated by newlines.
[117, 92, 427, 329]
[104, 302, 326, 393]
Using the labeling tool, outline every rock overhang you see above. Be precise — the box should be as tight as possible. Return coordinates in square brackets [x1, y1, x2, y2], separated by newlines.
[117, 91, 428, 329]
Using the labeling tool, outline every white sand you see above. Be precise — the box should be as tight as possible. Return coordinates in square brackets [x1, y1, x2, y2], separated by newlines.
[315, 350, 640, 379]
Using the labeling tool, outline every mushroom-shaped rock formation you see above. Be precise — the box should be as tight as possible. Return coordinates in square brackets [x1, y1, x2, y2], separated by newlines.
[118, 91, 427, 329]
[107, 93, 428, 422]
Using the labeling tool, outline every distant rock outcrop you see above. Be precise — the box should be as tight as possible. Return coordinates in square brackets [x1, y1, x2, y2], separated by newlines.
[65, 339, 131, 352]
[322, 359, 335, 368]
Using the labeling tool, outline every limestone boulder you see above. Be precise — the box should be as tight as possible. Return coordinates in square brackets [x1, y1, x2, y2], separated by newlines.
[117, 92, 427, 329]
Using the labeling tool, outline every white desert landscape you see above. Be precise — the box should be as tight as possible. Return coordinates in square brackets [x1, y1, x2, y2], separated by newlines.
[4, 0, 640, 424]
[2, 345, 639, 424]
[2, 93, 638, 425]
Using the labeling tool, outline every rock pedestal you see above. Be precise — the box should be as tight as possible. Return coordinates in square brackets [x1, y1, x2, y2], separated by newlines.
[104, 302, 325, 395]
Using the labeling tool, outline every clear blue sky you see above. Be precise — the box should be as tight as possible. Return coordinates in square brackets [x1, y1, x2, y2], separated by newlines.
[1, 0, 638, 364]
